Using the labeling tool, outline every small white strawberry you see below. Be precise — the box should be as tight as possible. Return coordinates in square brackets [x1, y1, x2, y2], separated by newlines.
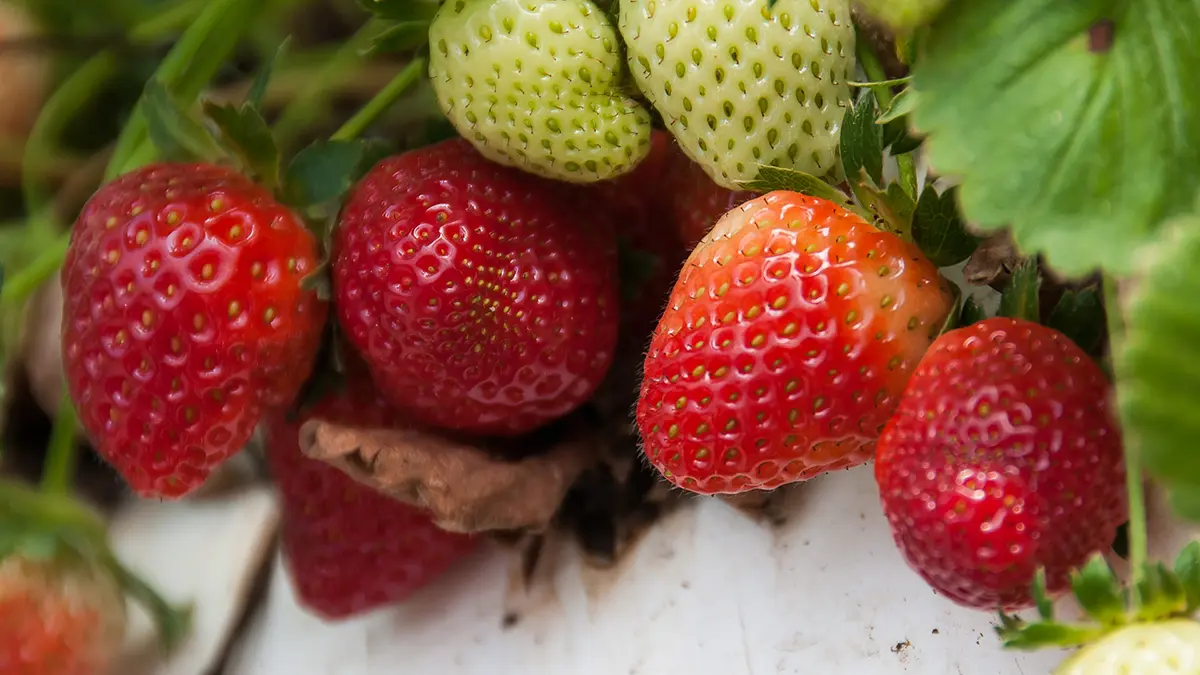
[618, 0, 855, 189]
[429, 0, 654, 183]
[1055, 619, 1200, 675]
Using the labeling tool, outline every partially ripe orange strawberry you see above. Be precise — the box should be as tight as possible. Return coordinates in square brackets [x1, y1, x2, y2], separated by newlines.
[636, 191, 954, 494]
[0, 553, 126, 675]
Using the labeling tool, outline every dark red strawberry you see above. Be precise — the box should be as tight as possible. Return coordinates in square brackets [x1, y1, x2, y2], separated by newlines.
[61, 163, 326, 498]
[636, 191, 954, 494]
[875, 317, 1127, 611]
[333, 139, 619, 437]
[662, 144, 756, 248]
[264, 380, 475, 620]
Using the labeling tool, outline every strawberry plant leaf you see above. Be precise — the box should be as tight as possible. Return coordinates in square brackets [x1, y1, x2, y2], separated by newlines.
[840, 91, 883, 188]
[141, 80, 224, 165]
[247, 37, 291, 109]
[996, 620, 1106, 651]
[1069, 555, 1126, 626]
[911, 185, 980, 267]
[877, 87, 917, 125]
[356, 0, 440, 22]
[998, 258, 1040, 324]
[1174, 542, 1200, 614]
[910, 0, 1200, 277]
[856, 0, 952, 32]
[741, 166, 849, 207]
[1046, 287, 1105, 356]
[858, 182, 914, 237]
[282, 140, 371, 209]
[201, 102, 280, 190]
[958, 295, 987, 327]
[366, 20, 432, 56]
[1117, 214, 1200, 520]
[1133, 562, 1187, 622]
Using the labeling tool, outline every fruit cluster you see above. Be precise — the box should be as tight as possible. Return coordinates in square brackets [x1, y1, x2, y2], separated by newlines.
[8, 0, 1191, 670]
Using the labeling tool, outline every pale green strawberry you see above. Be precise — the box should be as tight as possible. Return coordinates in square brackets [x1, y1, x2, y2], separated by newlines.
[429, 0, 654, 183]
[618, 0, 855, 189]
[1055, 620, 1200, 675]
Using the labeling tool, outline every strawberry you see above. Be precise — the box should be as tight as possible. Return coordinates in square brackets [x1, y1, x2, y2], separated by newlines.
[264, 380, 476, 620]
[429, 0, 653, 183]
[661, 142, 756, 247]
[874, 317, 1127, 610]
[0, 553, 126, 675]
[619, 0, 856, 189]
[61, 163, 327, 498]
[333, 139, 619, 436]
[636, 190, 954, 494]
[1054, 620, 1200, 675]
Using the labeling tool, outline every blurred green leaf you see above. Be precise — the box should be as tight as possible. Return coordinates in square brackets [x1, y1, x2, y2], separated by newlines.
[356, 0, 440, 22]
[1046, 287, 1105, 355]
[912, 185, 980, 267]
[247, 37, 291, 109]
[141, 80, 224, 163]
[365, 20, 432, 55]
[911, 0, 1200, 277]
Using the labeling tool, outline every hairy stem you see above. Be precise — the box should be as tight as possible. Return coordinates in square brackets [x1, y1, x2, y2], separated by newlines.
[1103, 274, 1146, 595]
[332, 57, 428, 142]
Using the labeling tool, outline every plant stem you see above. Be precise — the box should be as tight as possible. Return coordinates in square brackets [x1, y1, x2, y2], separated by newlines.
[22, 54, 119, 218]
[331, 57, 428, 142]
[107, 0, 269, 180]
[104, 553, 194, 653]
[273, 19, 385, 148]
[39, 395, 79, 496]
[1103, 273, 1147, 594]
[0, 234, 69, 307]
[855, 29, 919, 197]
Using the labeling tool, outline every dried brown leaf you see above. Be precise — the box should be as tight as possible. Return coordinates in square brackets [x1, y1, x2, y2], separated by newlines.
[298, 419, 599, 534]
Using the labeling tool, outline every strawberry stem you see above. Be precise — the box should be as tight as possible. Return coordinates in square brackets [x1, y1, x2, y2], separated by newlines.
[1103, 273, 1148, 596]
[103, 551, 194, 654]
[854, 29, 919, 198]
[39, 394, 79, 496]
[331, 57, 428, 142]
[0, 234, 69, 308]
[107, 0, 270, 180]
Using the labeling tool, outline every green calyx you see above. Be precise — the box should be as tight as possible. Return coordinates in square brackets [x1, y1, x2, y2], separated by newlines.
[998, 544, 1200, 652]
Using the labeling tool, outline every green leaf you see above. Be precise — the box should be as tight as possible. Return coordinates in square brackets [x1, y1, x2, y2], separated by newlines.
[911, 185, 981, 267]
[958, 294, 988, 327]
[840, 92, 883, 187]
[365, 20, 432, 56]
[910, 0, 1200, 277]
[856, 0, 952, 32]
[248, 37, 291, 109]
[883, 123, 923, 155]
[857, 182, 915, 236]
[141, 80, 224, 164]
[1134, 562, 1188, 622]
[1118, 214, 1200, 519]
[282, 140, 373, 209]
[1174, 541, 1200, 613]
[356, 0, 440, 22]
[877, 87, 918, 125]
[998, 258, 1040, 324]
[740, 166, 850, 207]
[1032, 568, 1055, 620]
[201, 101, 281, 190]
[1069, 555, 1127, 626]
[1046, 287, 1105, 356]
[996, 619, 1106, 651]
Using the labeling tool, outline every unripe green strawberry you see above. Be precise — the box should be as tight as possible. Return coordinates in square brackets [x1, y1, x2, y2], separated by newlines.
[619, 0, 855, 189]
[429, 0, 654, 183]
[1054, 620, 1200, 675]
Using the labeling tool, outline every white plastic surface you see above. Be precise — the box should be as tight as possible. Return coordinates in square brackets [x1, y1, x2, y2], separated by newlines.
[227, 466, 1072, 674]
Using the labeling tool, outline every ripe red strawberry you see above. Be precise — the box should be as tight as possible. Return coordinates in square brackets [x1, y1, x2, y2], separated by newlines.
[0, 553, 127, 675]
[264, 381, 476, 620]
[875, 317, 1127, 611]
[333, 139, 619, 437]
[636, 190, 954, 494]
[61, 163, 327, 498]
[661, 145, 756, 248]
